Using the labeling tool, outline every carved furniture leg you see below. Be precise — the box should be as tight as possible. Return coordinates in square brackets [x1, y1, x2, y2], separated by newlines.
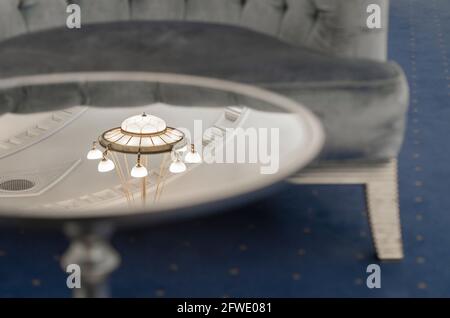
[61, 222, 120, 298]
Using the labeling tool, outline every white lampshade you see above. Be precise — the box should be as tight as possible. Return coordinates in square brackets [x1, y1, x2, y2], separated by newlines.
[87, 148, 103, 160]
[121, 113, 166, 134]
[185, 151, 202, 164]
[185, 144, 202, 163]
[131, 164, 148, 178]
[98, 158, 115, 172]
[169, 159, 186, 174]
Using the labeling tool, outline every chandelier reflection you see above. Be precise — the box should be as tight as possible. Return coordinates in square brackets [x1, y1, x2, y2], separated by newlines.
[87, 113, 202, 207]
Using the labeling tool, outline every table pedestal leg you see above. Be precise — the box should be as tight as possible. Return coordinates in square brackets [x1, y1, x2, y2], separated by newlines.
[61, 222, 120, 298]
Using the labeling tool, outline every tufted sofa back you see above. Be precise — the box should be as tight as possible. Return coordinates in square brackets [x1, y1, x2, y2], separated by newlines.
[0, 0, 389, 61]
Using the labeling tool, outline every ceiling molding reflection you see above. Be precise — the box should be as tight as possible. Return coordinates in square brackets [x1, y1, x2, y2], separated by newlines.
[0, 106, 87, 159]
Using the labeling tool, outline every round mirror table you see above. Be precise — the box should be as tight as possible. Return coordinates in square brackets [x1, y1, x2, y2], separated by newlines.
[0, 72, 323, 297]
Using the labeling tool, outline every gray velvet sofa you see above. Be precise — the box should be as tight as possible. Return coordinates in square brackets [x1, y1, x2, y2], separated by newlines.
[0, 0, 408, 260]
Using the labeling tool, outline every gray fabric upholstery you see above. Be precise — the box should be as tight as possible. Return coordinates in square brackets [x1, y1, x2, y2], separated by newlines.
[0, 22, 408, 161]
[0, 0, 389, 61]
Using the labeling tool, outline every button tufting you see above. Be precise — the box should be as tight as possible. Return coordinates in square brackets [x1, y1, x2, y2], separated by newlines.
[18, 0, 38, 10]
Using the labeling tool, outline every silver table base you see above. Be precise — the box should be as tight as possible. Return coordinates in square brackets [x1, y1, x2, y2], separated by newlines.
[61, 222, 120, 298]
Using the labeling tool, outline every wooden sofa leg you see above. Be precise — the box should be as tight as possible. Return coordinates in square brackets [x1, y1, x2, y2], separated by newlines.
[365, 160, 403, 260]
[289, 159, 404, 261]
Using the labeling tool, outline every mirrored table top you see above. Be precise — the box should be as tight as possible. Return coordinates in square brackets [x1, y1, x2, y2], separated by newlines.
[0, 73, 323, 222]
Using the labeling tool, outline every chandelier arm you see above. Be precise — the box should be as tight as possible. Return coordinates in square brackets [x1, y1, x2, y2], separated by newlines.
[155, 153, 169, 203]
[110, 152, 132, 207]
[142, 177, 147, 207]
[122, 153, 135, 203]
[123, 153, 131, 178]
[141, 155, 148, 207]
[157, 154, 171, 202]
[157, 173, 166, 202]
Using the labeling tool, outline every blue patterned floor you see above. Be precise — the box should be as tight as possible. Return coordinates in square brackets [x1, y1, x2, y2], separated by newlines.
[1, 0, 449, 297]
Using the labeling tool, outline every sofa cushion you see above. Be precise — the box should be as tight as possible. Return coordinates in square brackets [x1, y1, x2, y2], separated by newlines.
[0, 21, 408, 161]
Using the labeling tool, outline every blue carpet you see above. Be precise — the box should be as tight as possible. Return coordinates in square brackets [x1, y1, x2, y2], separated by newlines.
[0, 0, 449, 297]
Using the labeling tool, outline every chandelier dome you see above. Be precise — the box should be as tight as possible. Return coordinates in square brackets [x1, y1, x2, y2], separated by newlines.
[121, 113, 167, 135]
[99, 112, 184, 154]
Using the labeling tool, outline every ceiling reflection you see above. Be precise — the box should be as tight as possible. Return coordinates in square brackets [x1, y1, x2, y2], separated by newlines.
[0, 102, 305, 217]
